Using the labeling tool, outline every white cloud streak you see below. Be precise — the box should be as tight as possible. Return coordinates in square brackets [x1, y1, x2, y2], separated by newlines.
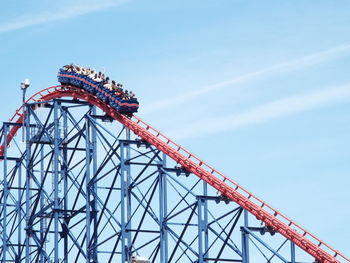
[0, 0, 130, 34]
[142, 44, 350, 114]
[166, 84, 350, 140]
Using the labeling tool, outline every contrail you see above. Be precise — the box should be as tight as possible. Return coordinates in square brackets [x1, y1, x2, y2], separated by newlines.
[0, 0, 130, 33]
[165, 84, 350, 140]
[141, 44, 350, 114]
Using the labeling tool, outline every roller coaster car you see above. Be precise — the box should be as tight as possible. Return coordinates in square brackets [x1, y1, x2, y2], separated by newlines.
[57, 69, 139, 115]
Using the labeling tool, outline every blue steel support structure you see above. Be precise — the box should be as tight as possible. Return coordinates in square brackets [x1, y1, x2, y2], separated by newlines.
[0, 97, 325, 263]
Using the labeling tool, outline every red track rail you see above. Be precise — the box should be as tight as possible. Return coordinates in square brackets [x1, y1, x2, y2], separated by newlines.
[0, 86, 349, 263]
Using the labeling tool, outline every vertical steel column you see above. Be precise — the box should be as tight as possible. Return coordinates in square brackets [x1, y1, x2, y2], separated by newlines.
[25, 105, 31, 263]
[17, 160, 22, 262]
[125, 128, 132, 256]
[62, 107, 69, 263]
[197, 198, 204, 263]
[40, 145, 45, 263]
[291, 241, 296, 263]
[120, 138, 127, 263]
[241, 210, 250, 263]
[120, 129, 132, 262]
[53, 101, 60, 263]
[2, 124, 8, 263]
[91, 107, 98, 262]
[85, 115, 92, 263]
[198, 183, 209, 263]
[203, 182, 209, 261]
[159, 153, 168, 263]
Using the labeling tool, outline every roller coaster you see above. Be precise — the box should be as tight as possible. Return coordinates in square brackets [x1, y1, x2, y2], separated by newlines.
[0, 70, 349, 263]
[57, 68, 139, 115]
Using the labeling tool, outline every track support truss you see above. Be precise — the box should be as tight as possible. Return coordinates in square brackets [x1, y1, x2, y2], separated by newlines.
[0, 88, 348, 263]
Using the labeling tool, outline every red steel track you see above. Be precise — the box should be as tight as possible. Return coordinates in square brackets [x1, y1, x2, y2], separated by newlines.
[0, 85, 349, 263]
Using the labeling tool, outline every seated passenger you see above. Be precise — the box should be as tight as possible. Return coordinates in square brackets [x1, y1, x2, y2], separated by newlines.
[82, 67, 90, 76]
[81, 67, 87, 75]
[95, 72, 102, 82]
[63, 64, 74, 72]
[104, 83, 112, 90]
[75, 66, 82, 74]
[88, 70, 96, 79]
[103, 77, 112, 90]
[103, 77, 110, 85]
[111, 80, 117, 91]
[101, 73, 106, 82]
[112, 81, 123, 96]
[124, 90, 129, 100]
[86, 68, 91, 76]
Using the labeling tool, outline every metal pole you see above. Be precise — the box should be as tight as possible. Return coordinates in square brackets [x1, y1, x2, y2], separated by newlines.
[2, 124, 8, 263]
[40, 145, 45, 263]
[203, 181, 209, 262]
[120, 133, 132, 263]
[53, 100, 60, 263]
[126, 128, 132, 259]
[22, 88, 26, 142]
[291, 241, 296, 263]
[91, 106, 98, 262]
[85, 116, 92, 263]
[241, 210, 250, 263]
[197, 198, 204, 263]
[18, 160, 22, 262]
[120, 140, 127, 263]
[62, 108, 68, 263]
[159, 153, 168, 263]
[25, 104, 31, 263]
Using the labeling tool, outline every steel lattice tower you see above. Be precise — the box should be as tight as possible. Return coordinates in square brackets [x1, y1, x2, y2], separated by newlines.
[0, 87, 349, 263]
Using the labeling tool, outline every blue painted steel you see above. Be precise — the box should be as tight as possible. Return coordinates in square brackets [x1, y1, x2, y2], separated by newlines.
[159, 153, 168, 263]
[40, 141, 45, 263]
[241, 210, 250, 263]
[53, 100, 60, 263]
[291, 241, 296, 263]
[242, 227, 289, 263]
[120, 139, 129, 262]
[0, 98, 321, 263]
[119, 133, 134, 263]
[91, 106, 98, 263]
[25, 105, 31, 263]
[202, 181, 209, 261]
[18, 160, 22, 262]
[85, 115, 92, 263]
[2, 124, 8, 263]
[125, 129, 132, 260]
[62, 107, 68, 263]
[197, 198, 205, 263]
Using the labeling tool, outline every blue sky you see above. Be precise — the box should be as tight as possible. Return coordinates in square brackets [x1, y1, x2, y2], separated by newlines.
[0, 0, 349, 255]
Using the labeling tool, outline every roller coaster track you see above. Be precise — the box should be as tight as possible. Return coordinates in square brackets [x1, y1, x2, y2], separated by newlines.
[0, 85, 348, 263]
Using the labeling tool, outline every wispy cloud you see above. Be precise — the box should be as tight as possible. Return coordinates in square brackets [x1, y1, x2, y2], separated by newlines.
[142, 44, 350, 114]
[166, 84, 350, 140]
[0, 0, 130, 34]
